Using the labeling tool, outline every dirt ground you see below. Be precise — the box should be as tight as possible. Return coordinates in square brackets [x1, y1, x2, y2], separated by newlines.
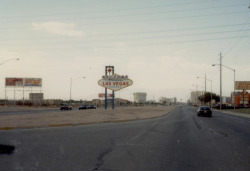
[0, 106, 177, 130]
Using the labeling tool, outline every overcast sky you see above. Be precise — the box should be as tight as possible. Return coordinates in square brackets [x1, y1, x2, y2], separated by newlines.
[0, 0, 250, 102]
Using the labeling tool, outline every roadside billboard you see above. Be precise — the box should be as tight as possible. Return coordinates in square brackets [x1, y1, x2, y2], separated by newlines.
[99, 93, 113, 99]
[24, 78, 42, 87]
[5, 78, 23, 87]
[235, 81, 250, 90]
[98, 74, 133, 91]
[5, 78, 42, 87]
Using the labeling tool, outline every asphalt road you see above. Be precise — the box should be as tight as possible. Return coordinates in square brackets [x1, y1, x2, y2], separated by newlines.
[0, 105, 250, 171]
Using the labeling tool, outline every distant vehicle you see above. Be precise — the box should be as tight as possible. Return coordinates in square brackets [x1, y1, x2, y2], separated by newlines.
[79, 105, 88, 110]
[197, 106, 212, 117]
[60, 105, 72, 111]
[88, 105, 97, 109]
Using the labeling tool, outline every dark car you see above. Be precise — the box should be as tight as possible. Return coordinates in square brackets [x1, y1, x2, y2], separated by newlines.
[60, 105, 72, 111]
[197, 106, 212, 117]
[79, 105, 88, 110]
[88, 105, 97, 109]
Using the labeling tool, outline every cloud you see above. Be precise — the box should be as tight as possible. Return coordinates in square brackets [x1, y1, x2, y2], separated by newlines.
[32, 22, 83, 37]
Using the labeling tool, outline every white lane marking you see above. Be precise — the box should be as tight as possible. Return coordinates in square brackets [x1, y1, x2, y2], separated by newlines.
[199, 119, 204, 124]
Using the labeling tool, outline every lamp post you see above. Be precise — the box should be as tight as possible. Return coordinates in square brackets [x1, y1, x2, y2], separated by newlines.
[192, 84, 198, 106]
[70, 77, 86, 105]
[0, 58, 19, 66]
[0, 58, 20, 105]
[197, 76, 212, 106]
[212, 63, 236, 110]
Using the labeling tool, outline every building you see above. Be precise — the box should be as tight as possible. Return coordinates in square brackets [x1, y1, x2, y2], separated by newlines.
[133, 92, 147, 103]
[231, 91, 249, 107]
[29, 93, 43, 105]
[115, 98, 131, 106]
[190, 91, 205, 106]
[159, 97, 177, 105]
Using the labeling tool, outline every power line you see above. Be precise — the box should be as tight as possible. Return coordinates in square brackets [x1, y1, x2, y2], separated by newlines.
[2, 28, 250, 43]
[223, 16, 250, 56]
[0, 0, 222, 13]
[0, 10, 248, 27]
[6, 35, 250, 52]
[0, 3, 247, 20]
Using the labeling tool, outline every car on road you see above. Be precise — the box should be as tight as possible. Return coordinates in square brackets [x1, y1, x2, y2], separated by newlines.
[197, 106, 212, 117]
[79, 105, 88, 110]
[60, 105, 72, 111]
[88, 105, 97, 109]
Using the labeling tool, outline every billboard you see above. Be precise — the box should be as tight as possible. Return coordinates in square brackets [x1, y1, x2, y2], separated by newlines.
[99, 93, 113, 99]
[5, 78, 23, 87]
[5, 78, 42, 87]
[98, 74, 133, 91]
[24, 78, 42, 87]
[235, 81, 250, 90]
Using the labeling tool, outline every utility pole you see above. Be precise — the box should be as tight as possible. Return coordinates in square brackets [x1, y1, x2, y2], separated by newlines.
[205, 73, 207, 93]
[220, 53, 222, 110]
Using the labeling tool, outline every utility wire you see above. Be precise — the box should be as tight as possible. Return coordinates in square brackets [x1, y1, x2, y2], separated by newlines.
[6, 35, 250, 52]
[0, 3, 247, 20]
[2, 28, 250, 43]
[0, 11, 248, 26]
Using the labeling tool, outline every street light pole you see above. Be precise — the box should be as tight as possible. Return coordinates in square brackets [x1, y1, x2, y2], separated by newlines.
[70, 77, 86, 105]
[212, 55, 236, 110]
[220, 53, 222, 110]
[197, 76, 212, 106]
[0, 58, 19, 66]
[0, 58, 20, 105]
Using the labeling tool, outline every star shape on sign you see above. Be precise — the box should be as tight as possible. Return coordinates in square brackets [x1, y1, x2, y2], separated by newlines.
[107, 68, 113, 74]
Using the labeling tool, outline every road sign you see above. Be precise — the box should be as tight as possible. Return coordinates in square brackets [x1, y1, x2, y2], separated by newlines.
[98, 74, 133, 91]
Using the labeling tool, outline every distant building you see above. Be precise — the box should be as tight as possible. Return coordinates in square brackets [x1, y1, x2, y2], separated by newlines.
[159, 97, 177, 105]
[29, 93, 43, 105]
[190, 91, 205, 105]
[43, 99, 63, 105]
[133, 92, 147, 103]
[231, 91, 249, 107]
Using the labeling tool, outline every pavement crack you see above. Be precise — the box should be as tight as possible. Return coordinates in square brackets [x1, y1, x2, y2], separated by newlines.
[92, 139, 116, 171]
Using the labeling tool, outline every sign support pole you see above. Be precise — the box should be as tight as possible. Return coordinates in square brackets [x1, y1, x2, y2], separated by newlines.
[105, 67, 108, 109]
[112, 67, 115, 109]
[243, 89, 245, 107]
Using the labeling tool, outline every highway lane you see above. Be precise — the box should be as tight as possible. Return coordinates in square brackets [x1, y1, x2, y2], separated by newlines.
[0, 106, 250, 171]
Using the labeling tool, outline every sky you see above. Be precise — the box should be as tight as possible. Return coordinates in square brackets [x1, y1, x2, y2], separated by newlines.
[0, 0, 250, 102]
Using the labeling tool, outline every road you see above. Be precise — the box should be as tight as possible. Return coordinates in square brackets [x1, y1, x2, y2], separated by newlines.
[0, 105, 250, 171]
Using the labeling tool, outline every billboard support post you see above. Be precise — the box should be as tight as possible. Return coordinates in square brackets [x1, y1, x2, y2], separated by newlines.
[104, 66, 114, 109]
[112, 67, 115, 109]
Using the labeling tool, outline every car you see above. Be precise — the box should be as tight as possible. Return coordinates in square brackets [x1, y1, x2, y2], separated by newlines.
[88, 105, 97, 109]
[60, 105, 72, 111]
[79, 105, 88, 110]
[197, 106, 212, 117]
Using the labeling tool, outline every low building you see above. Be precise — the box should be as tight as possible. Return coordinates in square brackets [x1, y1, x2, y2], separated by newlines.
[133, 92, 147, 103]
[159, 97, 177, 105]
[29, 93, 43, 105]
[231, 91, 249, 107]
[115, 98, 131, 106]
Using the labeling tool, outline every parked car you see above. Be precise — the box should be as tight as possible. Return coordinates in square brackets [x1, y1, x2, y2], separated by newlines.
[197, 106, 212, 117]
[60, 105, 72, 111]
[79, 105, 88, 110]
[88, 105, 97, 109]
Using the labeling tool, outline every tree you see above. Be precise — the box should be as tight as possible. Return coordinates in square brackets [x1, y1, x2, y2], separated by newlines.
[198, 92, 220, 103]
